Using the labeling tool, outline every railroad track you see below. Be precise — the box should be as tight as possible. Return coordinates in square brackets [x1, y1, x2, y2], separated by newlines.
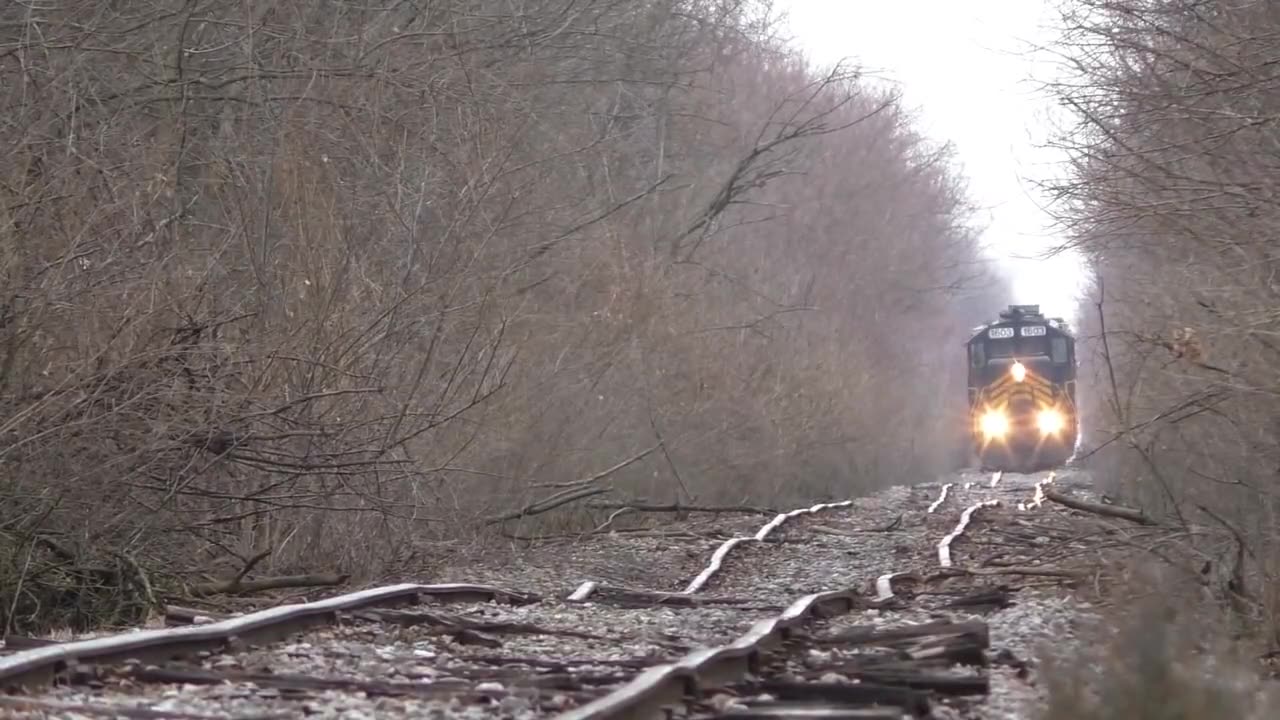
[0, 470, 1103, 720]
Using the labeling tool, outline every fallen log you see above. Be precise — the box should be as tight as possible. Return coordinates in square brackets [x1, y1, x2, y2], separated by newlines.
[933, 565, 1086, 580]
[186, 573, 349, 598]
[567, 583, 773, 609]
[852, 668, 988, 696]
[0, 695, 278, 720]
[941, 587, 1015, 612]
[164, 605, 231, 625]
[118, 664, 616, 696]
[817, 621, 989, 650]
[1, 635, 60, 651]
[454, 653, 667, 670]
[350, 608, 611, 641]
[585, 502, 777, 515]
[815, 621, 989, 667]
[1043, 488, 1157, 526]
[752, 680, 929, 716]
[713, 705, 903, 720]
[810, 515, 904, 537]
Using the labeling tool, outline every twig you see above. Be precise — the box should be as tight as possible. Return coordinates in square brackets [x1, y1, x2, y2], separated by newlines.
[233, 549, 272, 586]
[649, 412, 693, 503]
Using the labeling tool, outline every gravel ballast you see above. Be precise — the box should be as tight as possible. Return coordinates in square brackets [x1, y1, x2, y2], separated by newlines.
[0, 467, 1129, 719]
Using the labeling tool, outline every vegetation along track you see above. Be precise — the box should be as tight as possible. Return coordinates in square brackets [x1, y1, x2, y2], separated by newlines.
[0, 473, 1109, 719]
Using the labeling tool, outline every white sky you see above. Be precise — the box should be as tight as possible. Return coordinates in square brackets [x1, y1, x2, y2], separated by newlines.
[777, 0, 1090, 323]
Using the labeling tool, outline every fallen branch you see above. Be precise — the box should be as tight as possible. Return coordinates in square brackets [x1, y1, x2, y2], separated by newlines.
[498, 529, 707, 542]
[232, 549, 272, 586]
[185, 573, 349, 598]
[164, 605, 231, 625]
[933, 565, 1087, 580]
[1043, 489, 1157, 526]
[485, 444, 662, 525]
[484, 486, 610, 525]
[811, 515, 903, 537]
[583, 502, 776, 515]
[565, 583, 770, 608]
[0, 695, 255, 720]
[351, 608, 611, 640]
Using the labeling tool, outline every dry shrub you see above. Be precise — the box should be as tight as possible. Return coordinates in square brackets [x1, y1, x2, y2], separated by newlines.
[1044, 0, 1280, 654]
[1039, 564, 1279, 720]
[0, 0, 1009, 631]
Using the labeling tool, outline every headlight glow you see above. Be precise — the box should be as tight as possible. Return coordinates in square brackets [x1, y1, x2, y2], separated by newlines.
[980, 411, 1008, 438]
[1037, 408, 1065, 434]
[1010, 362, 1026, 382]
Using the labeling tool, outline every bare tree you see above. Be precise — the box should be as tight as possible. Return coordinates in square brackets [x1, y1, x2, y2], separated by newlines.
[0, 0, 1006, 632]
[1043, 0, 1280, 642]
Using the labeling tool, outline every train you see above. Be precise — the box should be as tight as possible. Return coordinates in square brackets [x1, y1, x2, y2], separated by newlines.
[966, 304, 1078, 473]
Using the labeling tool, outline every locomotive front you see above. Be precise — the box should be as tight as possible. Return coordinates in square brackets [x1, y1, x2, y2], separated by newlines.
[966, 305, 1078, 472]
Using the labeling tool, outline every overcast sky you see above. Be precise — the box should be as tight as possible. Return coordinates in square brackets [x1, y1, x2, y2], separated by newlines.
[777, 0, 1089, 323]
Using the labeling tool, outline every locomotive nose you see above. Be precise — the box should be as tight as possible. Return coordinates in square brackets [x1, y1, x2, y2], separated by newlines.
[1009, 395, 1035, 415]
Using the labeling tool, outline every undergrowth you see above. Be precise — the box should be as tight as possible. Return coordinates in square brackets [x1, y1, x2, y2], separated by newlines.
[1038, 567, 1279, 720]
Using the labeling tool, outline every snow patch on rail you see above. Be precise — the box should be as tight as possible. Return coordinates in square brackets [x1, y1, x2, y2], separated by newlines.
[937, 500, 1000, 568]
[568, 499, 854, 601]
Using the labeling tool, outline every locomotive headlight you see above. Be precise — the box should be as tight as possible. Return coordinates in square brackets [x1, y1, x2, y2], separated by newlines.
[1037, 409, 1065, 434]
[1010, 362, 1026, 383]
[980, 411, 1009, 438]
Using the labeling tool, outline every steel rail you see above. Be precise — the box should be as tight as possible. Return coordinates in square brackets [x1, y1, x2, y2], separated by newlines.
[0, 583, 535, 690]
[556, 587, 867, 720]
[1019, 471, 1057, 511]
[926, 483, 953, 514]
[937, 500, 1001, 568]
[569, 500, 855, 602]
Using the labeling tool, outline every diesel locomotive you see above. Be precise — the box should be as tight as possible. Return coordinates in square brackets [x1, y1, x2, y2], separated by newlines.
[967, 304, 1078, 472]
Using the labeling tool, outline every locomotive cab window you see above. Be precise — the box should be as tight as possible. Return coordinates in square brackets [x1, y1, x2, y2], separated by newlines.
[1051, 337, 1069, 364]
[1019, 336, 1049, 356]
[985, 339, 1014, 358]
[970, 343, 985, 368]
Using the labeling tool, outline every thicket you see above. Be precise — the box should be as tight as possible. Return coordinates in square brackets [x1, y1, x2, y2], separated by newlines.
[0, 0, 1007, 632]
[1042, 0, 1280, 707]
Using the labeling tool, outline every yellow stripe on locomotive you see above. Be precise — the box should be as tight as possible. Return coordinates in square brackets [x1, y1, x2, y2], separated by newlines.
[972, 361, 1074, 442]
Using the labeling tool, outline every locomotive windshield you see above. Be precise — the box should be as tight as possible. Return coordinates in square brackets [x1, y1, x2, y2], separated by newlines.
[969, 333, 1056, 367]
[984, 335, 1049, 358]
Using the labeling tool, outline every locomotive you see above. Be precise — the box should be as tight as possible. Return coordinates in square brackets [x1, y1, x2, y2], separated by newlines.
[966, 304, 1078, 472]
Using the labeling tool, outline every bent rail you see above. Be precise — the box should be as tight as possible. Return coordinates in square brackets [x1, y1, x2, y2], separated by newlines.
[556, 587, 867, 720]
[0, 583, 535, 690]
[569, 499, 854, 601]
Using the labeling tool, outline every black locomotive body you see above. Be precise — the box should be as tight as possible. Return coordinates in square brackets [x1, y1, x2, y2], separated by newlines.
[966, 304, 1078, 473]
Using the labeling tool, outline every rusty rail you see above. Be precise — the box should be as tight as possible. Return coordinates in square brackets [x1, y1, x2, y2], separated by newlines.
[0, 583, 535, 690]
[556, 587, 867, 720]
